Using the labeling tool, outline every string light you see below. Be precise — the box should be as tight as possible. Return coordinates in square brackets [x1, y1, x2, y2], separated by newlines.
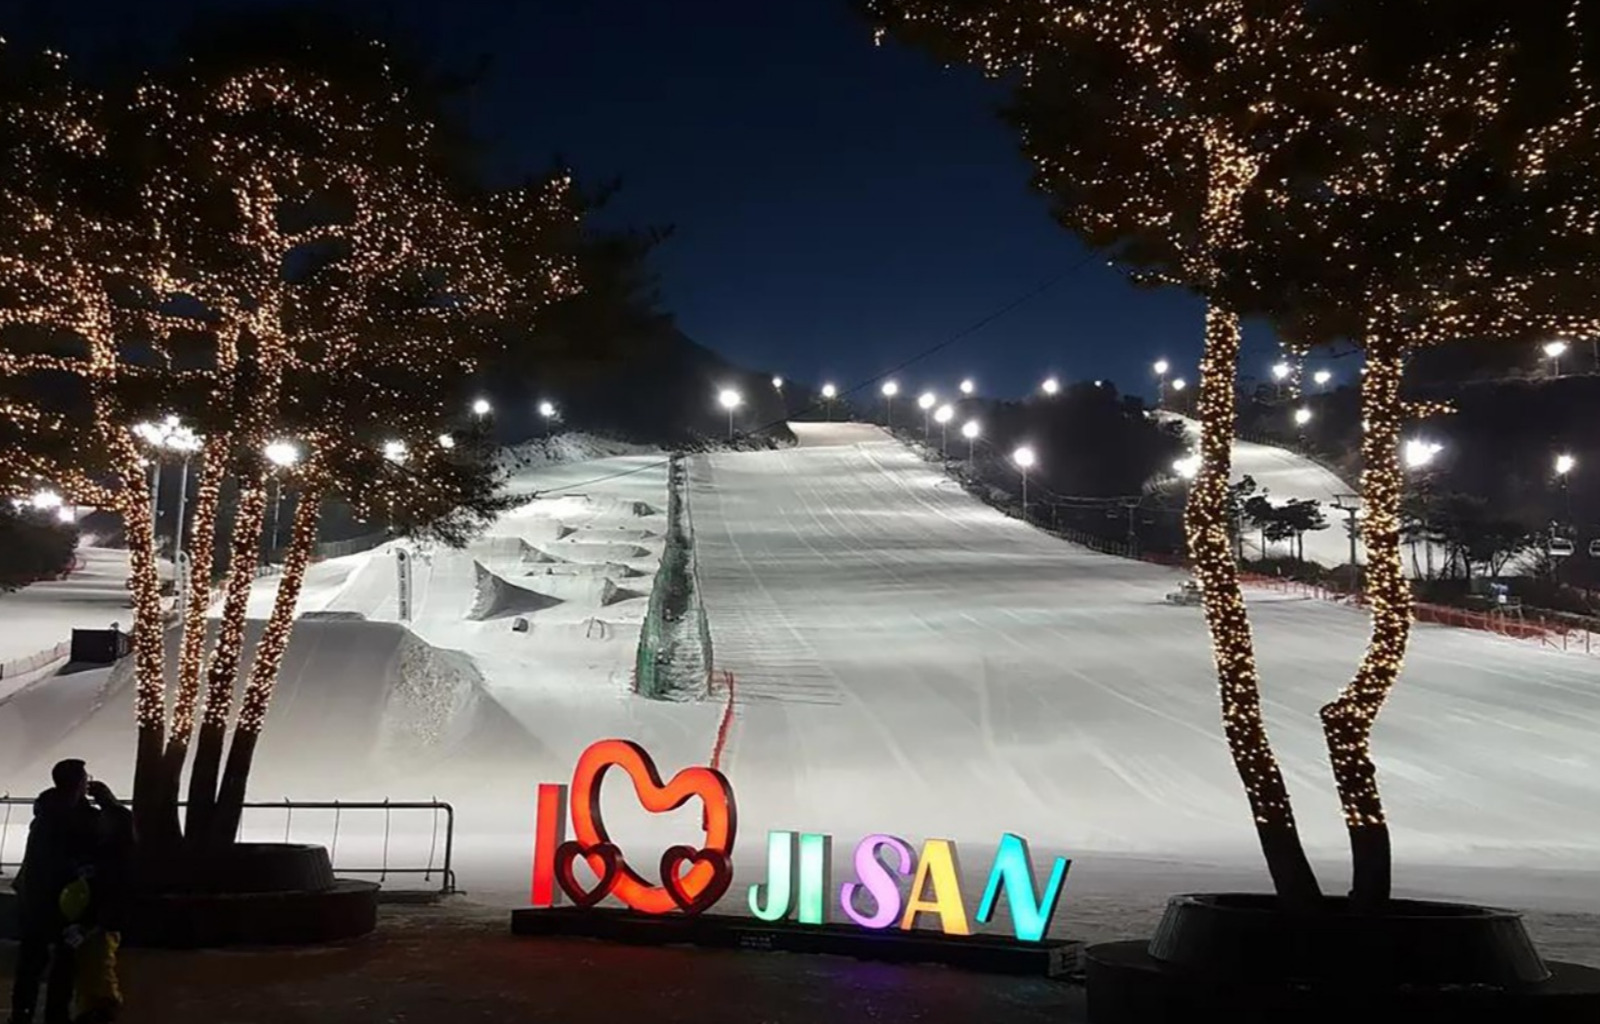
[0, 38, 583, 839]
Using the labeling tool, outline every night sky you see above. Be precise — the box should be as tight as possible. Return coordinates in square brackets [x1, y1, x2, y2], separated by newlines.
[8, 0, 1296, 403]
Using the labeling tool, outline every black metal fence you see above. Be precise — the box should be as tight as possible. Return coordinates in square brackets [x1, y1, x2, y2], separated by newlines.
[0, 797, 455, 896]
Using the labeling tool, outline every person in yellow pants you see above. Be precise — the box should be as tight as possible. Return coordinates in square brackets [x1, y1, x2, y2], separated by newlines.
[58, 779, 133, 1024]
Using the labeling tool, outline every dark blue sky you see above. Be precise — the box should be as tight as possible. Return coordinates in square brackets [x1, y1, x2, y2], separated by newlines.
[11, 0, 1295, 402]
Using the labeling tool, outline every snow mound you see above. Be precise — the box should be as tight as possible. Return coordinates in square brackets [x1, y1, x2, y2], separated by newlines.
[545, 540, 651, 562]
[468, 562, 564, 620]
[498, 432, 659, 472]
[0, 619, 530, 796]
[523, 561, 639, 580]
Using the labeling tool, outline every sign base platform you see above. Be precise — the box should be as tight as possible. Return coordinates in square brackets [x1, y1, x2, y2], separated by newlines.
[510, 906, 1080, 978]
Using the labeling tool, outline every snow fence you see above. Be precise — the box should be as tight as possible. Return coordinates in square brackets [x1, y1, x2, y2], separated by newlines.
[634, 454, 713, 700]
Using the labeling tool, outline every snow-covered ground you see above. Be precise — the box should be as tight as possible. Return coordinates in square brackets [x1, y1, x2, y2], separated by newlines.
[3, 426, 1598, 962]
[0, 548, 173, 698]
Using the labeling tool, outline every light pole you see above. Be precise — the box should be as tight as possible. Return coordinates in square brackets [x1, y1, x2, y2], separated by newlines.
[1544, 340, 1570, 378]
[1171, 378, 1188, 406]
[1556, 453, 1577, 523]
[934, 404, 954, 453]
[1013, 445, 1036, 521]
[821, 383, 837, 421]
[538, 400, 558, 436]
[962, 419, 981, 464]
[918, 391, 937, 438]
[1293, 406, 1313, 446]
[1271, 361, 1291, 401]
[718, 388, 743, 441]
[1153, 359, 1170, 406]
[1404, 438, 1443, 577]
[133, 416, 201, 555]
[264, 440, 301, 562]
[881, 380, 899, 428]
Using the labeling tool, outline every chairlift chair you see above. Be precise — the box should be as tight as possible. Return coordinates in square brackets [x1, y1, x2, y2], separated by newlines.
[1589, 539, 1600, 558]
[1550, 536, 1576, 558]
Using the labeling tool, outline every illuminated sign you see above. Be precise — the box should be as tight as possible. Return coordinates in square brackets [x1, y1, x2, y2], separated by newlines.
[531, 739, 1071, 944]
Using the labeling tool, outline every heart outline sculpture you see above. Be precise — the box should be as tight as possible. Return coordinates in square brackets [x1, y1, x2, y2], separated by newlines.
[660, 845, 733, 915]
[553, 840, 622, 908]
[569, 738, 737, 915]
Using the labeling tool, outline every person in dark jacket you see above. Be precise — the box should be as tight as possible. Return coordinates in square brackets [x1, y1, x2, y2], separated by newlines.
[7, 760, 100, 1024]
[62, 782, 133, 1023]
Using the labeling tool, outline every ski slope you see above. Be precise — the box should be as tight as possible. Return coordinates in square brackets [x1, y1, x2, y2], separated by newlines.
[692, 423, 1600, 889]
[4, 426, 1599, 951]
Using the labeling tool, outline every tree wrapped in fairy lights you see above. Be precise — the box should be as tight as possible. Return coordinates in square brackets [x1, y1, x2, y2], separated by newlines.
[0, 35, 581, 857]
[1254, 3, 1600, 904]
[869, 0, 1600, 909]
[865, 0, 1333, 902]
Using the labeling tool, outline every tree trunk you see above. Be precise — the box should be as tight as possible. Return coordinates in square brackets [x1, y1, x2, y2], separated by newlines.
[120, 468, 175, 850]
[185, 481, 269, 843]
[1188, 302, 1321, 905]
[1321, 338, 1411, 909]
[210, 489, 322, 848]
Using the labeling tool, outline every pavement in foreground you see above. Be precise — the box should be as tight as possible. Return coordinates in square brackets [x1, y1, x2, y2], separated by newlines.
[0, 903, 1086, 1024]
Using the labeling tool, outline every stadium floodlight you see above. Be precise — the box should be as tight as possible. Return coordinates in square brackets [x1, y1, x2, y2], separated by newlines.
[1556, 453, 1577, 477]
[959, 378, 975, 396]
[538, 400, 557, 419]
[1153, 359, 1170, 376]
[961, 420, 980, 440]
[918, 391, 937, 410]
[1040, 377, 1060, 396]
[1313, 369, 1333, 388]
[880, 380, 899, 428]
[1294, 407, 1313, 427]
[821, 383, 837, 399]
[1171, 378, 1187, 392]
[772, 376, 784, 390]
[881, 380, 899, 397]
[471, 397, 492, 417]
[264, 440, 301, 468]
[934, 404, 954, 424]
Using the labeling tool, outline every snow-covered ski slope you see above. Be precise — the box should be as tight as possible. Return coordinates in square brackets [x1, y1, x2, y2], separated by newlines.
[4, 426, 1599, 937]
[693, 423, 1600, 885]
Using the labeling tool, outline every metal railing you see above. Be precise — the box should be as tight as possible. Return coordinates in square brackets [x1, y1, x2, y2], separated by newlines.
[0, 797, 455, 896]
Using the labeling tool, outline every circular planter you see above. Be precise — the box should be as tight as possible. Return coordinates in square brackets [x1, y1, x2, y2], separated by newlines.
[128, 843, 377, 948]
[1085, 893, 1600, 1024]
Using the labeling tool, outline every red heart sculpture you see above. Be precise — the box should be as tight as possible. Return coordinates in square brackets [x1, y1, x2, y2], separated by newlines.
[569, 739, 737, 915]
[660, 845, 732, 916]
[554, 841, 622, 908]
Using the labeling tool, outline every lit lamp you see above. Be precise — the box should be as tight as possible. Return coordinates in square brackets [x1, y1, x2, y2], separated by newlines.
[264, 439, 303, 561]
[918, 391, 937, 438]
[1041, 377, 1060, 396]
[1171, 378, 1188, 393]
[961, 419, 981, 463]
[538, 400, 558, 436]
[438, 433, 456, 450]
[1544, 340, 1570, 378]
[881, 380, 899, 428]
[1313, 369, 1333, 390]
[1294, 407, 1313, 427]
[1013, 445, 1037, 520]
[1153, 359, 1170, 406]
[471, 397, 492, 417]
[934, 403, 955, 451]
[772, 376, 784, 390]
[718, 388, 743, 441]
[959, 378, 976, 396]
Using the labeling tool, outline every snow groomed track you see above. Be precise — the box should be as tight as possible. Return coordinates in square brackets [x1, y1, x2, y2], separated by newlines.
[691, 423, 1600, 889]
